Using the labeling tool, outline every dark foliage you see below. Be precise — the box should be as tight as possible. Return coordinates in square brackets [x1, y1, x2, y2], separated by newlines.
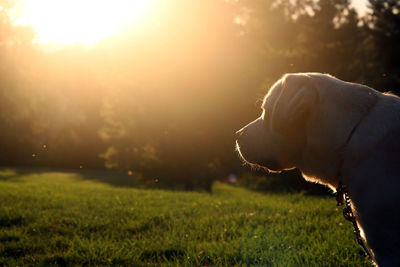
[0, 0, 398, 191]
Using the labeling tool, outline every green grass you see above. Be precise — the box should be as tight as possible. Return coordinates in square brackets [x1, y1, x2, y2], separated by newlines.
[0, 168, 371, 266]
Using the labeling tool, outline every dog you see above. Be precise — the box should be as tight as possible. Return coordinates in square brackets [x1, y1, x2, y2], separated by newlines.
[235, 73, 400, 266]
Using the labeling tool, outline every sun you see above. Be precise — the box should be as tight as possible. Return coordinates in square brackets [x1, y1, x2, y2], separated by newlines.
[16, 0, 158, 45]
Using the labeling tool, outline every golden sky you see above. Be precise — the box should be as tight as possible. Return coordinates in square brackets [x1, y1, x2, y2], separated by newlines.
[15, 0, 159, 45]
[13, 0, 368, 46]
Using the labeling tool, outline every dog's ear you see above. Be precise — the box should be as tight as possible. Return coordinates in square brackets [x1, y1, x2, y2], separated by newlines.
[270, 74, 318, 134]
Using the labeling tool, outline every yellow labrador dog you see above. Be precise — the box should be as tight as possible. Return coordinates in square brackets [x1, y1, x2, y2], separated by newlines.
[236, 73, 400, 266]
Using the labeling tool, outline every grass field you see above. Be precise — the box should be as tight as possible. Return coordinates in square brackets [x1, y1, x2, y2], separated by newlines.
[0, 168, 371, 266]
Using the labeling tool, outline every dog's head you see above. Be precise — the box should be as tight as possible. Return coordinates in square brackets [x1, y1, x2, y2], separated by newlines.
[236, 72, 379, 183]
[236, 73, 318, 172]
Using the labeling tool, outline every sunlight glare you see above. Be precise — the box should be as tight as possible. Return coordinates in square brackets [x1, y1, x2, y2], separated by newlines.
[17, 0, 158, 45]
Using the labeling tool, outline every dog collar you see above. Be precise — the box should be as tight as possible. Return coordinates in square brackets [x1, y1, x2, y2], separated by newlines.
[336, 182, 372, 258]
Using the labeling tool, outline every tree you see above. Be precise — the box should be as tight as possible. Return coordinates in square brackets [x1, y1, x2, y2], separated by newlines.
[365, 0, 400, 93]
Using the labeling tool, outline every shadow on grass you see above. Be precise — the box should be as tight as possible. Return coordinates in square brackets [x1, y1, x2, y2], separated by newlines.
[0, 168, 26, 182]
[74, 169, 139, 187]
[139, 248, 185, 262]
[0, 167, 213, 191]
[0, 216, 25, 228]
[0, 167, 330, 195]
[0, 167, 139, 187]
[241, 169, 330, 196]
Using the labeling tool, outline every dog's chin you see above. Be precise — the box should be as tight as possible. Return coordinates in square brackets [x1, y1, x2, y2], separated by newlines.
[236, 144, 282, 173]
[262, 166, 282, 173]
[254, 162, 282, 173]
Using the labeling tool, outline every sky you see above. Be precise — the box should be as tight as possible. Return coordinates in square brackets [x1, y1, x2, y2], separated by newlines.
[351, 0, 368, 15]
[12, 0, 369, 46]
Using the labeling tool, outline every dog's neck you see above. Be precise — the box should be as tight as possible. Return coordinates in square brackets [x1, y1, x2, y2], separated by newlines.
[298, 89, 382, 191]
[298, 151, 342, 191]
[297, 124, 367, 191]
[341, 94, 400, 182]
